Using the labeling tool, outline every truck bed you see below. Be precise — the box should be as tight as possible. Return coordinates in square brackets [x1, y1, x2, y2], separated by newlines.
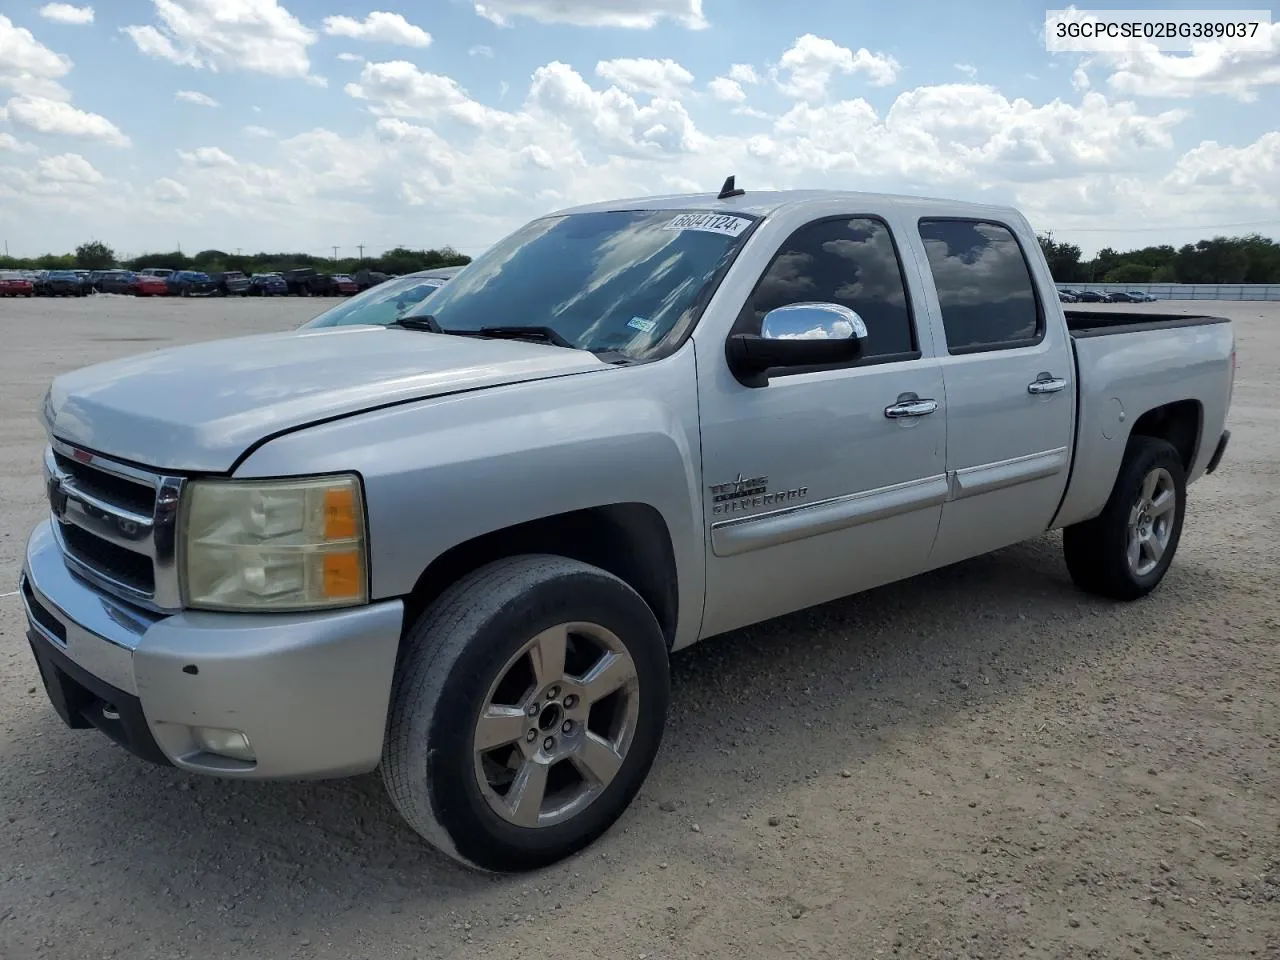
[1064, 310, 1231, 339]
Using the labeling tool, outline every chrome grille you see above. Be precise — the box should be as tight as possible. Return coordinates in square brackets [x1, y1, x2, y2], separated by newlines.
[43, 439, 185, 612]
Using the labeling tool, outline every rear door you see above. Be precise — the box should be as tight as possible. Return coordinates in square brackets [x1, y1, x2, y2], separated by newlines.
[910, 216, 1076, 570]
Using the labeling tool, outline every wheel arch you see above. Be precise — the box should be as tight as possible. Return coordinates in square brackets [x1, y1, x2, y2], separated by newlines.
[401, 503, 680, 650]
[1127, 398, 1202, 474]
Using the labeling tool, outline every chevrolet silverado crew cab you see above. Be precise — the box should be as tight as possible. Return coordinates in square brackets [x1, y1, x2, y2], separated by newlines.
[20, 185, 1235, 873]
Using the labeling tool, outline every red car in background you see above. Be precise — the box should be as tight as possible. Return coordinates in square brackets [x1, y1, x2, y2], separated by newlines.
[135, 274, 168, 297]
[332, 274, 359, 296]
[0, 271, 35, 297]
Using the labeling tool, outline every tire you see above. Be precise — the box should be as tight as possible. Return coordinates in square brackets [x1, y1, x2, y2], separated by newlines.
[1063, 435, 1187, 600]
[382, 554, 670, 873]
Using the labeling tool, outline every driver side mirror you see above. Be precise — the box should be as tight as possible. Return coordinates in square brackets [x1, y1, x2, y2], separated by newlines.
[725, 302, 868, 387]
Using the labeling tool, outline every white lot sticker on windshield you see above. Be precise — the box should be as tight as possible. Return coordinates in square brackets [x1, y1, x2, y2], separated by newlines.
[662, 212, 752, 238]
[422, 278, 446, 287]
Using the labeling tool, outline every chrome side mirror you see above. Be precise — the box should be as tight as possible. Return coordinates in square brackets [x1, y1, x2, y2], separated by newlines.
[760, 302, 869, 343]
[727, 302, 868, 388]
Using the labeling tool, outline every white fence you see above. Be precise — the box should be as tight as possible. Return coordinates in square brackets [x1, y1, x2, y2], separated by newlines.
[1055, 282, 1280, 301]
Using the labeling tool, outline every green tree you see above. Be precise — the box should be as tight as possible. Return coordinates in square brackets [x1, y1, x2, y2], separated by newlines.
[74, 240, 116, 269]
[1104, 262, 1155, 283]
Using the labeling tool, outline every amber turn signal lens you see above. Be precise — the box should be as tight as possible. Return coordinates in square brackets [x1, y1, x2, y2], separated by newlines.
[323, 487, 358, 540]
[323, 551, 362, 599]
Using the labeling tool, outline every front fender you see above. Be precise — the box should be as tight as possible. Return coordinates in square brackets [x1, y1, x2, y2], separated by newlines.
[233, 345, 706, 649]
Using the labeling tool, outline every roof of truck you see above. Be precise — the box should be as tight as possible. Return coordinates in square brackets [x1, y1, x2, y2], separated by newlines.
[551, 188, 1024, 222]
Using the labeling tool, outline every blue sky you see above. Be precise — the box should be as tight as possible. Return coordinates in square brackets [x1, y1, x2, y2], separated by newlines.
[1, 0, 1277, 259]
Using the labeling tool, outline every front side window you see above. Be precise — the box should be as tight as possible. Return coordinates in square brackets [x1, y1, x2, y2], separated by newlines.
[740, 216, 916, 360]
[400, 209, 757, 360]
[301, 274, 453, 328]
[917, 219, 1042, 353]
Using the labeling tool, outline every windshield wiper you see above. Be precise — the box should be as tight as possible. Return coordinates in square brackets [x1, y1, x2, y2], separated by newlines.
[388, 314, 443, 332]
[472, 325, 575, 349]
[387, 319, 583, 352]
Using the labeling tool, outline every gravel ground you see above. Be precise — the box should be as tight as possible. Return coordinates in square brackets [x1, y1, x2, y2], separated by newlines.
[1, 295, 1277, 960]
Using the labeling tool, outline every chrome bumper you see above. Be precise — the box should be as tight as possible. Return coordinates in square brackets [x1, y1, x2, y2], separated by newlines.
[21, 520, 405, 780]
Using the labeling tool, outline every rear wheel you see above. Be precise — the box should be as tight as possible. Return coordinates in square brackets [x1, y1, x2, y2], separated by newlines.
[381, 555, 669, 873]
[1063, 436, 1186, 600]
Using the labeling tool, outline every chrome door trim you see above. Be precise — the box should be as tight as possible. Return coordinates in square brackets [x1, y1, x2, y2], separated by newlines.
[710, 474, 949, 558]
[948, 446, 1069, 501]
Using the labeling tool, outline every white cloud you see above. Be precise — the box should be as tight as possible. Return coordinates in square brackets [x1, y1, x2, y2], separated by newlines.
[178, 145, 237, 167]
[5, 95, 131, 146]
[0, 132, 38, 153]
[728, 63, 758, 85]
[122, 0, 322, 84]
[1072, 66, 1090, 91]
[37, 152, 102, 183]
[595, 58, 693, 99]
[469, 45, 494, 58]
[243, 124, 275, 137]
[774, 34, 901, 100]
[708, 76, 745, 103]
[336, 52, 363, 62]
[0, 14, 74, 100]
[322, 11, 431, 48]
[151, 177, 190, 202]
[474, 0, 706, 29]
[38, 4, 94, 25]
[1096, 24, 1280, 101]
[955, 63, 977, 78]
[175, 89, 218, 107]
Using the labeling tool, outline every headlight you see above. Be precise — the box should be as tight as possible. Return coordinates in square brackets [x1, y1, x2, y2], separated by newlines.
[181, 474, 368, 612]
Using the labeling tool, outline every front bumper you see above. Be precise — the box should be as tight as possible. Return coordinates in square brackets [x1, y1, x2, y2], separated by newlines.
[20, 520, 404, 780]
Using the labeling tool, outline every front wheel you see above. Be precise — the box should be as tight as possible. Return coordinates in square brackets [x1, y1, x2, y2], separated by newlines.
[1063, 435, 1187, 600]
[381, 555, 670, 873]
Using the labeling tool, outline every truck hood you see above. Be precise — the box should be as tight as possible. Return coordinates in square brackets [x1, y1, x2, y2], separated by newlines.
[45, 325, 609, 472]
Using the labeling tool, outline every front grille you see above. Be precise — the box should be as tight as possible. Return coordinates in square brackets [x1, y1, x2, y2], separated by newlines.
[52, 451, 156, 516]
[44, 441, 184, 612]
[57, 521, 155, 594]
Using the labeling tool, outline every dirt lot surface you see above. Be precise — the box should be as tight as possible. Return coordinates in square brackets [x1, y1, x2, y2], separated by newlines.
[1, 295, 1276, 960]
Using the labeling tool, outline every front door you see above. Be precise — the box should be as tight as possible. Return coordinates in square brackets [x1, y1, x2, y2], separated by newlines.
[697, 213, 948, 638]
[910, 216, 1076, 570]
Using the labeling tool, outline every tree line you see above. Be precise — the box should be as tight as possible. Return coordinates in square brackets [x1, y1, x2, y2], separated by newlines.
[0, 241, 471, 276]
[4, 233, 1279, 285]
[1037, 233, 1280, 285]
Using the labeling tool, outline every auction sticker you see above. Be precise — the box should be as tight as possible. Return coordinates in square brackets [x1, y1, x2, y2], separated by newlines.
[662, 212, 753, 238]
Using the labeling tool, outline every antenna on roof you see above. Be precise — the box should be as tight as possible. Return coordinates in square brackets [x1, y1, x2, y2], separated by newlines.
[717, 175, 745, 200]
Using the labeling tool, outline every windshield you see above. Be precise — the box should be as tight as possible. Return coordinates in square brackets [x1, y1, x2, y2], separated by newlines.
[399, 208, 757, 358]
[300, 273, 454, 328]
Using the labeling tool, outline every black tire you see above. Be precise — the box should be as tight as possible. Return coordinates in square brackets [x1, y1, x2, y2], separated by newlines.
[381, 554, 670, 873]
[1063, 435, 1187, 600]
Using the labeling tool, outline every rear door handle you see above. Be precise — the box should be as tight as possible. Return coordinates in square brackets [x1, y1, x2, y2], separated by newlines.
[1027, 376, 1067, 395]
[884, 397, 939, 419]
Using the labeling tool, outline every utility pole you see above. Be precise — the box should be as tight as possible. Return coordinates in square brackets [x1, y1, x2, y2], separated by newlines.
[331, 245, 339, 261]
[357, 243, 365, 260]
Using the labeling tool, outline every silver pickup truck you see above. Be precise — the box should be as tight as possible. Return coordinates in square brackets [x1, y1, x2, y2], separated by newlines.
[20, 187, 1234, 873]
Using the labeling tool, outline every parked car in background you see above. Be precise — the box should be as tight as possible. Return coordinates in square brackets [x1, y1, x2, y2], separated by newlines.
[249, 273, 288, 296]
[167, 270, 218, 297]
[73, 270, 93, 294]
[139, 268, 176, 282]
[1127, 290, 1158, 302]
[98, 270, 138, 295]
[135, 274, 168, 297]
[38, 270, 86, 297]
[1057, 289, 1078, 302]
[353, 268, 390, 291]
[1077, 290, 1107, 303]
[297, 266, 464, 330]
[332, 274, 359, 296]
[212, 271, 252, 296]
[0, 270, 35, 297]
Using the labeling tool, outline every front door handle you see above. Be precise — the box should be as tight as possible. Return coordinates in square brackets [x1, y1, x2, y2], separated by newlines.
[1027, 375, 1068, 395]
[885, 396, 939, 419]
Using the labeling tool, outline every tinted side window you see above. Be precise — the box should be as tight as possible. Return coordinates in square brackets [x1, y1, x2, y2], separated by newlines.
[744, 217, 915, 359]
[918, 219, 1041, 352]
